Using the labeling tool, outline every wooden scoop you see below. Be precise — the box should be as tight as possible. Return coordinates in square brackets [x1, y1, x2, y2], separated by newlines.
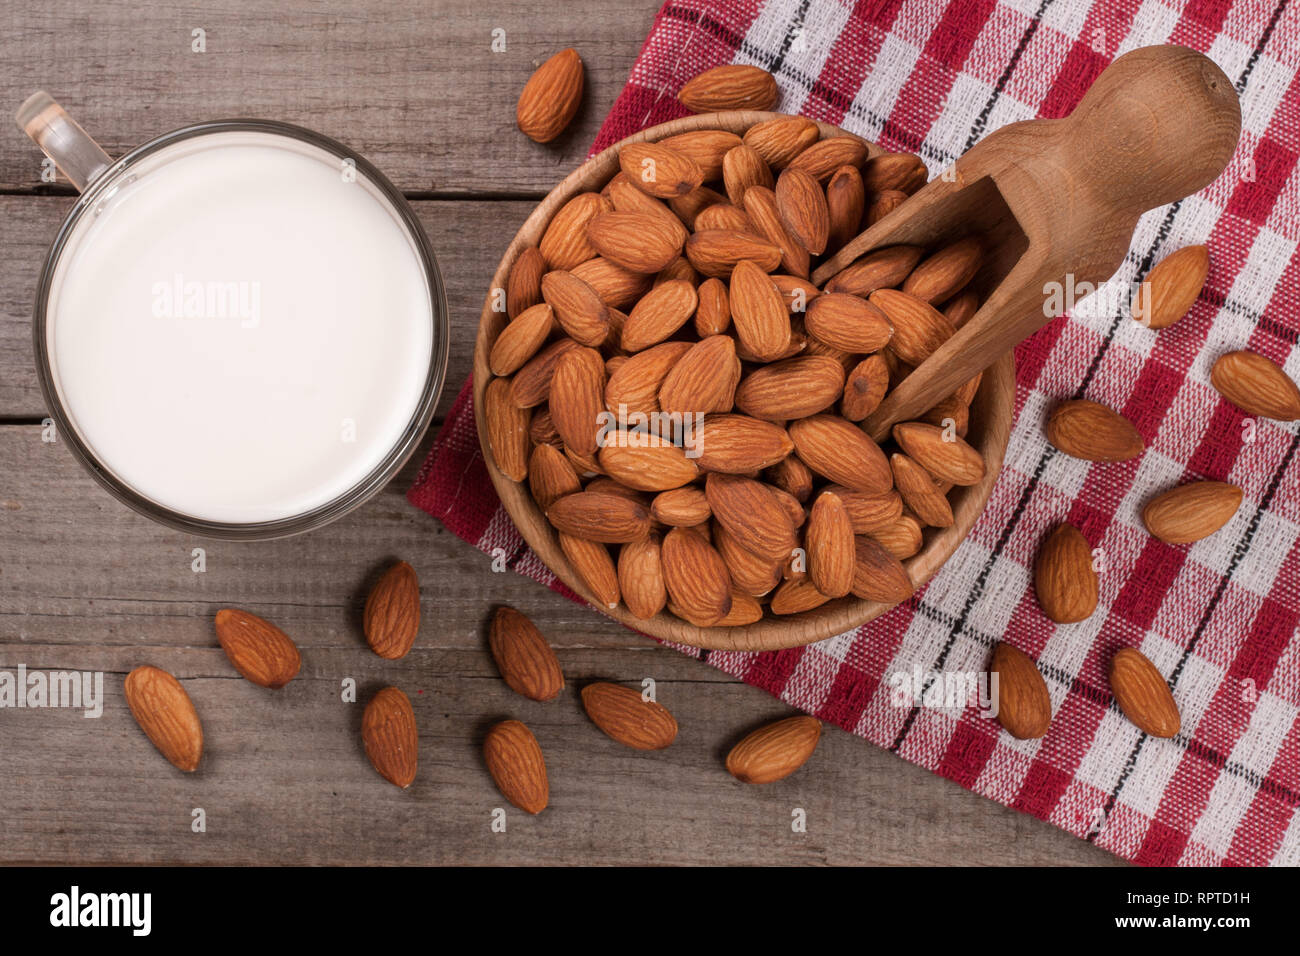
[810, 45, 1241, 442]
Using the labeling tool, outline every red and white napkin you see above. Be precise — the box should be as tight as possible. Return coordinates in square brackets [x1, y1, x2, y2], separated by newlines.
[410, 0, 1300, 865]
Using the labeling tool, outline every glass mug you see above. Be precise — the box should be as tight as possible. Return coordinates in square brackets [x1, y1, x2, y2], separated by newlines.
[16, 93, 449, 539]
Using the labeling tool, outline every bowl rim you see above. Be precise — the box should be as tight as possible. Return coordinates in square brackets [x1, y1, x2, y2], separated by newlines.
[473, 111, 1015, 651]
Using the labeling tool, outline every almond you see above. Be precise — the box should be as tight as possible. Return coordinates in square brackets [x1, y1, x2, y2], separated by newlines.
[722, 144, 774, 206]
[510, 338, 581, 408]
[944, 289, 980, 328]
[667, 186, 726, 229]
[869, 289, 956, 365]
[489, 606, 565, 702]
[690, 413, 794, 473]
[841, 354, 890, 421]
[606, 175, 690, 245]
[705, 473, 797, 562]
[581, 682, 678, 749]
[620, 279, 698, 351]
[489, 302, 555, 376]
[587, 211, 685, 274]
[729, 259, 792, 361]
[549, 346, 606, 455]
[694, 202, 752, 234]
[618, 142, 703, 199]
[718, 590, 765, 625]
[1109, 648, 1180, 738]
[726, 715, 821, 784]
[769, 274, 821, 313]
[824, 486, 902, 535]
[1210, 350, 1300, 421]
[805, 293, 893, 353]
[770, 577, 832, 614]
[685, 229, 782, 278]
[917, 395, 969, 440]
[364, 560, 421, 660]
[214, 608, 301, 689]
[528, 442, 581, 509]
[868, 511, 924, 559]
[902, 237, 982, 304]
[541, 270, 610, 346]
[1142, 481, 1242, 544]
[695, 276, 731, 335]
[1131, 245, 1208, 329]
[766, 454, 814, 502]
[658, 129, 744, 180]
[851, 536, 914, 603]
[598, 434, 700, 491]
[734, 355, 845, 421]
[892, 421, 985, 486]
[743, 115, 820, 168]
[362, 686, 418, 788]
[742, 186, 810, 277]
[506, 246, 545, 319]
[516, 48, 584, 143]
[659, 334, 741, 414]
[547, 491, 650, 542]
[989, 643, 1052, 740]
[806, 491, 854, 598]
[483, 719, 549, 813]
[604, 340, 693, 416]
[789, 137, 869, 181]
[660, 526, 733, 626]
[124, 665, 203, 772]
[1034, 524, 1098, 623]
[1047, 399, 1144, 461]
[571, 256, 652, 308]
[788, 414, 892, 493]
[862, 152, 927, 192]
[825, 244, 924, 296]
[650, 487, 711, 526]
[826, 165, 866, 250]
[866, 188, 907, 225]
[890, 453, 954, 529]
[559, 532, 619, 608]
[539, 192, 609, 269]
[774, 166, 829, 255]
[678, 64, 778, 112]
[713, 523, 783, 596]
[619, 535, 668, 618]
[484, 376, 532, 481]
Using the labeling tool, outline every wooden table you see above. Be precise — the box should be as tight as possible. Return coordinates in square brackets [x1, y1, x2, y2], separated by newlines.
[0, 0, 1118, 865]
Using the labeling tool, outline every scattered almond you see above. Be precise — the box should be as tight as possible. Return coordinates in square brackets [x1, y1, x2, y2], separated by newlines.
[124, 665, 203, 772]
[1132, 245, 1208, 329]
[1109, 648, 1180, 738]
[1047, 400, 1144, 462]
[214, 608, 301, 689]
[1142, 481, 1242, 544]
[483, 719, 549, 813]
[726, 715, 821, 784]
[581, 682, 678, 750]
[489, 607, 565, 702]
[1034, 524, 1098, 623]
[364, 561, 420, 660]
[516, 48, 584, 144]
[678, 64, 778, 113]
[989, 643, 1052, 739]
[362, 686, 418, 788]
[1210, 350, 1300, 421]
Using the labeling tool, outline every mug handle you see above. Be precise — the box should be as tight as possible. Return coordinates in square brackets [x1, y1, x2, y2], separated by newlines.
[15, 91, 114, 192]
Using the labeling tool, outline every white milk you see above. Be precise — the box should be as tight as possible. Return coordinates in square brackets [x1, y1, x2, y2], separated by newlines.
[45, 131, 433, 524]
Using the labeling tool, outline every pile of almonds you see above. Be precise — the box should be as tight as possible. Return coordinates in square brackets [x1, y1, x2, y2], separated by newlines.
[486, 114, 993, 629]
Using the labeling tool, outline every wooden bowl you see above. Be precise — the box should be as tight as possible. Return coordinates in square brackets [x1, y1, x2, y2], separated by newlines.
[473, 112, 1015, 651]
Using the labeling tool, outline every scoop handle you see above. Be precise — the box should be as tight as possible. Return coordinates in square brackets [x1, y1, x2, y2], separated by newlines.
[15, 92, 113, 191]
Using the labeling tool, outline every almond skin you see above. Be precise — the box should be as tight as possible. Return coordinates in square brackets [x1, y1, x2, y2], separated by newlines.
[805, 293, 893, 353]
[1132, 245, 1209, 329]
[483, 719, 549, 813]
[694, 277, 731, 335]
[729, 259, 793, 361]
[606, 175, 690, 245]
[691, 413, 794, 473]
[604, 340, 693, 416]
[1034, 524, 1098, 623]
[597, 435, 700, 492]
[892, 421, 985, 486]
[516, 48, 584, 144]
[658, 129, 744, 180]
[489, 607, 565, 702]
[788, 415, 892, 494]
[826, 165, 866, 250]
[1210, 350, 1300, 421]
[489, 302, 555, 377]
[722, 143, 774, 207]
[124, 665, 203, 772]
[362, 686, 419, 788]
[868, 512, 924, 560]
[901, 237, 982, 303]
[547, 491, 651, 542]
[528, 442, 581, 510]
[660, 527, 733, 626]
[214, 608, 302, 689]
[841, 354, 890, 421]
[742, 185, 811, 278]
[851, 536, 914, 603]
[989, 643, 1052, 739]
[705, 473, 797, 562]
[539, 192, 608, 270]
[658, 334, 741, 414]
[650, 487, 711, 526]
[506, 246, 545, 319]
[807, 491, 855, 598]
[825, 245, 925, 296]
[678, 64, 778, 112]
[770, 577, 832, 614]
[549, 346, 606, 456]
[571, 256, 652, 309]
[364, 561, 421, 659]
[743, 115, 820, 168]
[541, 270, 610, 347]
[484, 375, 532, 481]
[714, 522, 783, 596]
[1047, 399, 1144, 462]
[726, 715, 821, 784]
[866, 188, 907, 225]
[890, 453, 954, 529]
[1109, 648, 1180, 738]
[510, 338, 581, 408]
[862, 151, 927, 192]
[869, 289, 956, 365]
[829, 486, 903, 533]
[735, 355, 846, 421]
[559, 532, 620, 609]
[618, 142, 703, 199]
[581, 682, 678, 750]
[774, 166, 830, 256]
[684, 229, 782, 278]
[1142, 481, 1242, 544]
[586, 210, 685, 275]
[788, 137, 869, 182]
[619, 535, 668, 619]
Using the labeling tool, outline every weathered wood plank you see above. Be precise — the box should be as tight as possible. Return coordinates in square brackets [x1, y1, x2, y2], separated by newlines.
[0, 424, 1119, 865]
[0, 196, 533, 418]
[0, 0, 651, 194]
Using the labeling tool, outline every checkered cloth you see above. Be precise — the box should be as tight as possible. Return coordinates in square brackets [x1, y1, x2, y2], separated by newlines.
[409, 0, 1300, 865]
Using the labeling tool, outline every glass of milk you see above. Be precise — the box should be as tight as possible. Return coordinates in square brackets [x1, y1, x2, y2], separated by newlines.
[17, 93, 448, 538]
